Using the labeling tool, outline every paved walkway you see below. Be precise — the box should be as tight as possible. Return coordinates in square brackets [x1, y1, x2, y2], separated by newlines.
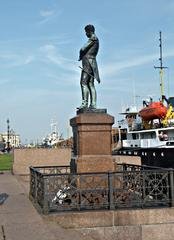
[0, 172, 93, 240]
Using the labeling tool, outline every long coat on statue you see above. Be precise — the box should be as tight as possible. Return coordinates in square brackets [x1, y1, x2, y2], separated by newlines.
[79, 33, 100, 83]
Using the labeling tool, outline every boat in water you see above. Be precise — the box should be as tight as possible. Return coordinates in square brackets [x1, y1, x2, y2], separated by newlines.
[42, 119, 64, 147]
[113, 32, 174, 168]
[114, 96, 174, 168]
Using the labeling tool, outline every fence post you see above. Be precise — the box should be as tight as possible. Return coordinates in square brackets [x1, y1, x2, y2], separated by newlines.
[29, 167, 33, 200]
[169, 170, 174, 207]
[34, 171, 38, 202]
[142, 170, 146, 208]
[108, 172, 114, 210]
[43, 176, 49, 214]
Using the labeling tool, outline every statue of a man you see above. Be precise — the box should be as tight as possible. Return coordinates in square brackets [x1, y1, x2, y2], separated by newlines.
[77, 24, 100, 109]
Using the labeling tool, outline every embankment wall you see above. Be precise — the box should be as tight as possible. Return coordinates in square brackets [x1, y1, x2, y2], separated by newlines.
[12, 148, 71, 175]
[46, 208, 174, 240]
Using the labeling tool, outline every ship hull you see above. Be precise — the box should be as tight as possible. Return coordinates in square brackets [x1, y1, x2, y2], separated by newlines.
[114, 147, 174, 168]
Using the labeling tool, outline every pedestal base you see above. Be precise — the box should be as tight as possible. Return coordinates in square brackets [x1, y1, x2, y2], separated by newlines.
[70, 110, 115, 174]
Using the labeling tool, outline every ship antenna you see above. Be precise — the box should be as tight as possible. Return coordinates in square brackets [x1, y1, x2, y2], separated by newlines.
[154, 31, 168, 102]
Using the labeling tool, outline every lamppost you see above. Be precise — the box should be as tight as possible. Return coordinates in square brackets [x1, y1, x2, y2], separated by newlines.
[7, 119, 10, 153]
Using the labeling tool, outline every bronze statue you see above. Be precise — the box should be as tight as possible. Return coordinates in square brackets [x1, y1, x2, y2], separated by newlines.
[77, 24, 100, 109]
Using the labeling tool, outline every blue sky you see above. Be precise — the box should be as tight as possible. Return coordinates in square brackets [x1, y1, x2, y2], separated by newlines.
[1, 0, 174, 143]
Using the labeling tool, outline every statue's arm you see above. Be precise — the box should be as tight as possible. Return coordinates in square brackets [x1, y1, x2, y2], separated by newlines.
[78, 38, 96, 61]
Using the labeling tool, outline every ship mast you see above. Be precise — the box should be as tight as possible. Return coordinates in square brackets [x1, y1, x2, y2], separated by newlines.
[154, 31, 168, 102]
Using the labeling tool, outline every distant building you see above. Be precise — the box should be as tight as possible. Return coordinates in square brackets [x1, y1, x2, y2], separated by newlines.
[0, 134, 5, 151]
[2, 129, 20, 148]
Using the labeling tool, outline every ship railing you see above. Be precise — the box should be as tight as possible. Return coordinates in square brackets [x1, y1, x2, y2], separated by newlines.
[30, 164, 174, 214]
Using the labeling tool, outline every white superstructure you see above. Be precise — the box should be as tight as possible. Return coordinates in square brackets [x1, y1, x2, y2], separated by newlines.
[122, 126, 174, 149]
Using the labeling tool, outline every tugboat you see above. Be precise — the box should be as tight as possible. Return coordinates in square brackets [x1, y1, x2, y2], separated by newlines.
[114, 32, 174, 168]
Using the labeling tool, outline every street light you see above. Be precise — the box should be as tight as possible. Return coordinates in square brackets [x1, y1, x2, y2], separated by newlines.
[7, 119, 10, 153]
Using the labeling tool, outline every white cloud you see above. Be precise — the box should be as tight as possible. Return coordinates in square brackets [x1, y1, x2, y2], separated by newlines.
[0, 53, 34, 68]
[40, 10, 55, 17]
[23, 56, 35, 65]
[40, 44, 64, 65]
[39, 44, 79, 72]
[40, 44, 56, 53]
[100, 48, 174, 78]
[100, 53, 158, 78]
[38, 8, 62, 25]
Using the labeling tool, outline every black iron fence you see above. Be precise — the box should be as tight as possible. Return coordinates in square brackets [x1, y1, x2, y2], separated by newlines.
[29, 164, 174, 214]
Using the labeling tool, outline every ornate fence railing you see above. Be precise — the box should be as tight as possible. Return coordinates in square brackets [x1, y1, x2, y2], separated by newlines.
[29, 164, 174, 214]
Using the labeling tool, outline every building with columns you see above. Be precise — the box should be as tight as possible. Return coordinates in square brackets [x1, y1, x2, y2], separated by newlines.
[2, 129, 20, 148]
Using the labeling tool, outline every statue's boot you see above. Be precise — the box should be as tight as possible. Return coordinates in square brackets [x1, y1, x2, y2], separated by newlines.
[77, 85, 89, 109]
[89, 81, 97, 109]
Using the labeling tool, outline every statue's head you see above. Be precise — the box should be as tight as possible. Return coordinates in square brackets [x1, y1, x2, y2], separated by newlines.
[84, 24, 95, 37]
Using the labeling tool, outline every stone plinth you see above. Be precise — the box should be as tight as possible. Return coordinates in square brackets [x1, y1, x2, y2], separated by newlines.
[13, 148, 71, 175]
[70, 109, 115, 173]
[45, 208, 174, 240]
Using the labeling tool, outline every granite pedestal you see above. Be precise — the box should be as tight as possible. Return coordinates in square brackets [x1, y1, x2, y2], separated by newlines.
[70, 109, 115, 173]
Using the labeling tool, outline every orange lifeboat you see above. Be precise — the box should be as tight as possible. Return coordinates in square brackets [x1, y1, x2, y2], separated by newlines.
[139, 102, 167, 121]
